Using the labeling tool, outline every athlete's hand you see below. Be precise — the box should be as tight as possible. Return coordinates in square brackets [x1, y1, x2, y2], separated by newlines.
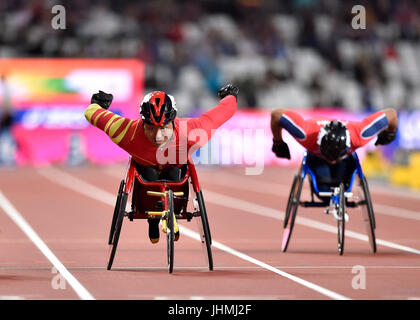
[91, 90, 113, 110]
[375, 130, 396, 146]
[0, 111, 13, 128]
[218, 84, 239, 100]
[272, 140, 291, 159]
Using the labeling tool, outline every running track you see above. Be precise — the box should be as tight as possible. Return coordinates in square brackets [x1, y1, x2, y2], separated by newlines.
[0, 164, 419, 300]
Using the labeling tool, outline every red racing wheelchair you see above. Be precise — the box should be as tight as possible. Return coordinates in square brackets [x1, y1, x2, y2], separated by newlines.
[107, 157, 213, 273]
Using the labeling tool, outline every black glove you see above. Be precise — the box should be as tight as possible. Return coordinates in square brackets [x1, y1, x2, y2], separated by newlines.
[272, 140, 291, 159]
[218, 84, 239, 100]
[91, 90, 113, 109]
[375, 130, 396, 146]
[0, 112, 13, 129]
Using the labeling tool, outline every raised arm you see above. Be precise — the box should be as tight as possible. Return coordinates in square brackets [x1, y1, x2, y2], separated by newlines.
[186, 84, 238, 146]
[84, 91, 136, 146]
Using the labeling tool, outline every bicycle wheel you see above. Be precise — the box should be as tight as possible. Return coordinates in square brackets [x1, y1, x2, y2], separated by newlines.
[284, 175, 298, 228]
[196, 191, 213, 271]
[108, 180, 124, 245]
[282, 176, 303, 252]
[360, 176, 377, 253]
[337, 183, 345, 255]
[167, 190, 175, 274]
[107, 192, 127, 270]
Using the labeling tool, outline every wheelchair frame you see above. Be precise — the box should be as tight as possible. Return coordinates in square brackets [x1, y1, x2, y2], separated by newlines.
[107, 157, 213, 273]
[282, 151, 377, 255]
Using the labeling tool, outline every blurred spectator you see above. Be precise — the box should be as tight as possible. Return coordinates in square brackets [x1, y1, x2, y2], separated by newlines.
[0, 74, 16, 166]
[1, 0, 420, 114]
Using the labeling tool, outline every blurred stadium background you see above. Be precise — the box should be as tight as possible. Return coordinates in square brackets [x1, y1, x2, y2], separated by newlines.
[0, 0, 420, 188]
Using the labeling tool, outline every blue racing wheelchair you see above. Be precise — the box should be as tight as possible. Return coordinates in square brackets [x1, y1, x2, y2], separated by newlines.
[282, 151, 377, 255]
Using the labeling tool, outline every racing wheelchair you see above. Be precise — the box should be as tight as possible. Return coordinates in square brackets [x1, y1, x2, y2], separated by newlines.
[107, 157, 213, 273]
[282, 151, 376, 255]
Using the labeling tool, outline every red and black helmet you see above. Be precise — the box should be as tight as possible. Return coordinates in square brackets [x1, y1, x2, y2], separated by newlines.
[139, 91, 177, 126]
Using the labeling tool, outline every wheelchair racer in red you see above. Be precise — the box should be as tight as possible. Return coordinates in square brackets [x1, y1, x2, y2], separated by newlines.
[270, 107, 398, 194]
[85, 84, 239, 243]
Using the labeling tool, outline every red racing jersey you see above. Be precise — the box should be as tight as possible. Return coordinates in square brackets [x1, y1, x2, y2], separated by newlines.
[280, 110, 389, 158]
[85, 95, 237, 167]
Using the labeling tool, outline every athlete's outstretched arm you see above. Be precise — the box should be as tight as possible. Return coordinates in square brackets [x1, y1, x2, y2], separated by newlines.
[84, 91, 137, 147]
[186, 85, 238, 147]
[351, 108, 398, 148]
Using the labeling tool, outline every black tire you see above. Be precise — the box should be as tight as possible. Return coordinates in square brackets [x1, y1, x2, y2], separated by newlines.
[167, 190, 175, 274]
[361, 176, 377, 253]
[282, 176, 303, 252]
[361, 176, 376, 229]
[338, 183, 346, 255]
[197, 191, 213, 271]
[284, 175, 298, 228]
[197, 191, 212, 245]
[108, 180, 124, 245]
[107, 192, 127, 270]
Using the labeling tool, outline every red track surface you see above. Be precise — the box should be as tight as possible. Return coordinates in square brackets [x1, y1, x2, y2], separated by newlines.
[0, 164, 419, 300]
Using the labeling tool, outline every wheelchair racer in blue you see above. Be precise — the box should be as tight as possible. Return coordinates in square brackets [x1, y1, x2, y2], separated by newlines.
[270, 108, 398, 254]
[270, 108, 398, 194]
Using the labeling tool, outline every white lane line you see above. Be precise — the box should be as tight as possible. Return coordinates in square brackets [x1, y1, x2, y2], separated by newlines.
[0, 296, 24, 300]
[149, 295, 294, 299]
[2, 265, 420, 270]
[104, 168, 420, 253]
[209, 171, 420, 222]
[180, 226, 350, 300]
[0, 191, 95, 300]
[373, 204, 420, 222]
[38, 169, 116, 206]
[227, 169, 420, 201]
[39, 167, 351, 300]
[203, 171, 291, 195]
[212, 173, 420, 221]
[202, 190, 420, 255]
[367, 182, 420, 200]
